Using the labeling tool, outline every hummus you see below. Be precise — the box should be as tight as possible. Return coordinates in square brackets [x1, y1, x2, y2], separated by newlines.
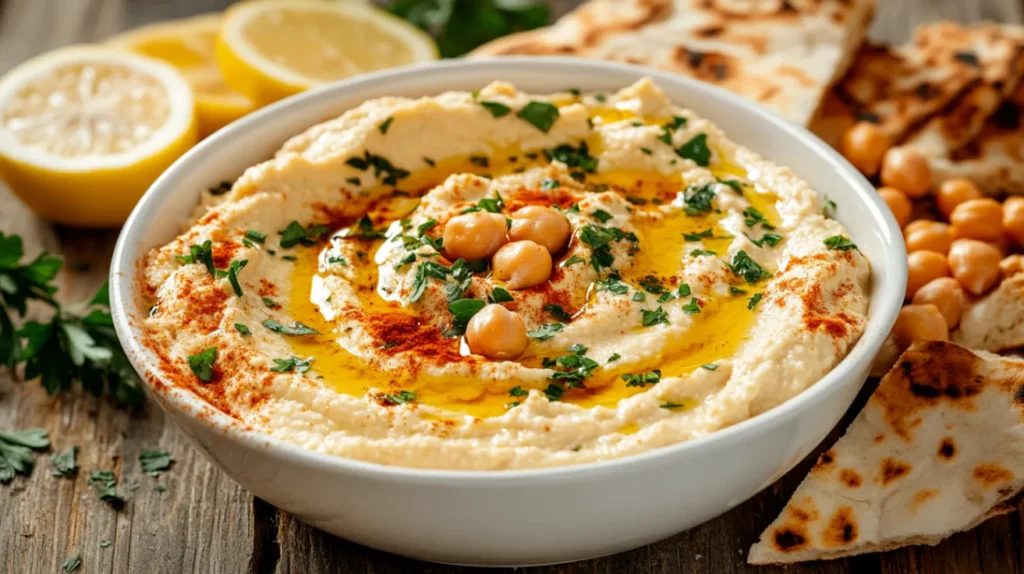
[140, 79, 870, 470]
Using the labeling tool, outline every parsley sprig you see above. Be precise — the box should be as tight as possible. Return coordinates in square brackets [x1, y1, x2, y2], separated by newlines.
[0, 428, 49, 483]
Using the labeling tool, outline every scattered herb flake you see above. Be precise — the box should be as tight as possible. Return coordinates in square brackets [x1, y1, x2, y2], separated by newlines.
[544, 304, 572, 322]
[823, 235, 858, 252]
[378, 116, 394, 134]
[560, 255, 586, 268]
[527, 322, 565, 340]
[641, 307, 669, 327]
[50, 446, 78, 478]
[61, 551, 81, 573]
[383, 390, 417, 405]
[0, 429, 49, 483]
[234, 323, 251, 336]
[682, 297, 701, 315]
[139, 449, 173, 477]
[263, 320, 319, 336]
[244, 230, 266, 244]
[480, 100, 512, 117]
[729, 251, 771, 284]
[87, 470, 124, 506]
[517, 101, 560, 132]
[622, 369, 662, 387]
[675, 133, 711, 166]
[261, 297, 280, 309]
[187, 347, 217, 382]
[701, 363, 718, 371]
[748, 293, 764, 310]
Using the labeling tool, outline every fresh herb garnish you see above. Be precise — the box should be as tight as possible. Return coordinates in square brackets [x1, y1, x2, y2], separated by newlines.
[270, 356, 314, 373]
[591, 209, 614, 223]
[388, 0, 549, 58]
[683, 183, 716, 215]
[622, 369, 662, 387]
[244, 230, 267, 244]
[676, 133, 711, 166]
[595, 274, 629, 295]
[226, 259, 247, 297]
[560, 255, 586, 268]
[528, 322, 565, 340]
[383, 390, 417, 405]
[542, 345, 599, 397]
[262, 320, 320, 336]
[50, 445, 78, 477]
[717, 178, 743, 193]
[544, 141, 598, 173]
[701, 363, 718, 371]
[489, 287, 513, 303]
[88, 470, 124, 506]
[638, 275, 666, 294]
[177, 240, 215, 275]
[544, 304, 572, 322]
[480, 100, 512, 117]
[139, 449, 174, 477]
[208, 181, 232, 195]
[625, 195, 648, 206]
[61, 551, 81, 573]
[409, 260, 450, 303]
[234, 323, 251, 336]
[748, 293, 764, 310]
[823, 235, 858, 252]
[278, 221, 330, 248]
[608, 353, 621, 362]
[744, 232, 783, 248]
[187, 347, 217, 382]
[682, 229, 715, 242]
[823, 195, 837, 219]
[378, 116, 394, 134]
[640, 147, 652, 155]
[660, 401, 687, 409]
[445, 298, 486, 337]
[742, 207, 775, 229]
[682, 297, 701, 315]
[632, 292, 646, 302]
[509, 386, 528, 397]
[641, 307, 669, 326]
[689, 249, 716, 257]
[517, 101, 559, 132]
[0, 428, 49, 482]
[261, 297, 280, 309]
[729, 251, 771, 284]
[541, 178, 560, 190]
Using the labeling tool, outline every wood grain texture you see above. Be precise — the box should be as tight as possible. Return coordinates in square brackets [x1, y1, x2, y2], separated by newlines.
[0, 1, 1022, 573]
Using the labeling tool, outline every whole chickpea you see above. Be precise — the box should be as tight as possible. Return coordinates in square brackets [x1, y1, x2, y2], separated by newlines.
[443, 212, 507, 261]
[999, 254, 1024, 281]
[904, 221, 952, 254]
[911, 277, 965, 329]
[1003, 196, 1024, 247]
[878, 187, 912, 228]
[840, 122, 890, 176]
[949, 198, 1004, 241]
[880, 147, 931, 198]
[936, 178, 982, 219]
[465, 304, 528, 360]
[903, 219, 936, 237]
[508, 206, 572, 253]
[906, 250, 950, 300]
[492, 240, 553, 289]
[892, 304, 949, 350]
[947, 238, 1002, 296]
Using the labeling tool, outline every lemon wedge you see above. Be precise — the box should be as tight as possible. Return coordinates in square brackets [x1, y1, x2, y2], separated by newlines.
[0, 46, 198, 227]
[217, 0, 438, 106]
[108, 13, 257, 137]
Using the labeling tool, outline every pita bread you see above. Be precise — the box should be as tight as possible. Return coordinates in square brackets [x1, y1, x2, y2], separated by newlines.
[809, 22, 1024, 150]
[929, 83, 1024, 194]
[472, 0, 876, 126]
[953, 272, 1024, 352]
[748, 341, 1024, 565]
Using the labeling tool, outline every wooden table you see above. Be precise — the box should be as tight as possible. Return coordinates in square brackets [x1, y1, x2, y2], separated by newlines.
[2, 1, 1023, 572]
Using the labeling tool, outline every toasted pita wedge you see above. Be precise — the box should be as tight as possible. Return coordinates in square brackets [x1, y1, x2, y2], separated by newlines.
[473, 0, 876, 126]
[810, 22, 1024, 150]
[749, 341, 1024, 565]
[954, 273, 1024, 352]
[929, 83, 1024, 194]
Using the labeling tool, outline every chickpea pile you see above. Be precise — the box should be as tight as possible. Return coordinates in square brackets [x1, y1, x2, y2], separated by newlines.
[841, 122, 1024, 351]
[442, 205, 572, 360]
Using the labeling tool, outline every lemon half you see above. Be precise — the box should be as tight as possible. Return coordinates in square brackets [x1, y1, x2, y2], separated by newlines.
[0, 46, 198, 227]
[217, 0, 438, 106]
[108, 13, 257, 137]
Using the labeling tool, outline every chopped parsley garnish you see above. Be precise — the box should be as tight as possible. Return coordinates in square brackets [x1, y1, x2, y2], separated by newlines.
[544, 141, 598, 173]
[701, 363, 718, 370]
[595, 274, 629, 295]
[592, 209, 613, 223]
[717, 178, 743, 193]
[824, 235, 858, 251]
[641, 307, 669, 326]
[383, 390, 417, 405]
[417, 219, 437, 235]
[409, 260, 450, 303]
[640, 147, 652, 155]
[632, 292, 646, 302]
[0, 428, 49, 483]
[139, 449, 173, 477]
[748, 293, 764, 310]
[489, 287, 514, 303]
[345, 150, 410, 186]
[50, 445, 78, 477]
[480, 100, 511, 117]
[177, 240, 215, 275]
[823, 195, 837, 218]
[341, 215, 386, 241]
[278, 221, 330, 247]
[234, 323, 251, 335]
[682, 297, 701, 315]
[517, 101, 560, 132]
[578, 224, 638, 272]
[61, 552, 81, 573]
[187, 347, 217, 382]
[622, 369, 662, 387]
[683, 183, 716, 215]
[543, 345, 599, 397]
[608, 353, 621, 362]
[729, 251, 771, 284]
[541, 178, 560, 190]
[463, 192, 505, 214]
[657, 115, 688, 145]
[543, 384, 565, 401]
[544, 304, 572, 322]
[625, 195, 648, 205]
[742, 207, 775, 229]
[226, 259, 247, 297]
[682, 228, 720, 242]
[328, 256, 348, 266]
[88, 469, 124, 506]
[445, 298, 486, 338]
[675, 133, 711, 166]
[244, 230, 266, 244]
[560, 255, 586, 268]
[744, 232, 783, 248]
[443, 258, 475, 302]
[469, 156, 489, 168]
[509, 386, 528, 397]
[690, 249, 716, 257]
[528, 322, 565, 340]
[261, 297, 280, 309]
[345, 177, 361, 186]
[423, 157, 435, 167]
[729, 286, 747, 296]
[378, 116, 393, 134]
[660, 402, 687, 409]
[262, 320, 320, 336]
[270, 356, 314, 373]
[638, 275, 666, 294]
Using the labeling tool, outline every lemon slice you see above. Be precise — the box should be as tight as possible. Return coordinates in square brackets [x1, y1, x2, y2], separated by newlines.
[0, 46, 198, 227]
[217, 0, 438, 105]
[108, 13, 257, 137]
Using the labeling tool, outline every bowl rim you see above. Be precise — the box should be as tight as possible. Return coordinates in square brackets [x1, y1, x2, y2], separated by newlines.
[110, 56, 907, 484]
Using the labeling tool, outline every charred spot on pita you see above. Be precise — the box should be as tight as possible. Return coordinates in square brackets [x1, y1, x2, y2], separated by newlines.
[772, 528, 807, 552]
[1014, 383, 1024, 405]
[823, 507, 858, 547]
[695, 25, 724, 38]
[990, 99, 1023, 130]
[839, 468, 862, 488]
[879, 457, 911, 485]
[915, 83, 940, 100]
[938, 437, 957, 460]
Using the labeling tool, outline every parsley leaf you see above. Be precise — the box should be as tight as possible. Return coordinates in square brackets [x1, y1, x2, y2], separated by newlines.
[560, 255, 586, 268]
[480, 100, 511, 117]
[0, 428, 49, 483]
[517, 101, 559, 132]
[50, 445, 78, 478]
[489, 287, 513, 303]
[278, 221, 331, 248]
[744, 232, 783, 248]
[527, 322, 565, 340]
[87, 469, 125, 506]
[824, 235, 858, 252]
[139, 449, 174, 477]
[234, 323, 251, 336]
[544, 304, 572, 322]
[262, 320, 320, 336]
[682, 297, 701, 315]
[591, 209, 613, 223]
[701, 363, 718, 371]
[61, 552, 81, 573]
[748, 293, 764, 310]
[378, 116, 394, 134]
[226, 259, 247, 297]
[509, 386, 528, 397]
[261, 297, 280, 309]
[742, 207, 775, 229]
[729, 251, 771, 284]
[388, 0, 549, 58]
[683, 184, 716, 215]
[675, 133, 711, 166]
[541, 178, 560, 190]
[641, 307, 669, 326]
[445, 298, 486, 337]
[187, 347, 217, 382]
[270, 356, 314, 373]
[544, 141, 598, 173]
[383, 390, 417, 405]
[244, 230, 266, 244]
[622, 369, 662, 387]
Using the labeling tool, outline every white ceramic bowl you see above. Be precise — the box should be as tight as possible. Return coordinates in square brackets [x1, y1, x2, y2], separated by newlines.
[110, 58, 906, 567]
